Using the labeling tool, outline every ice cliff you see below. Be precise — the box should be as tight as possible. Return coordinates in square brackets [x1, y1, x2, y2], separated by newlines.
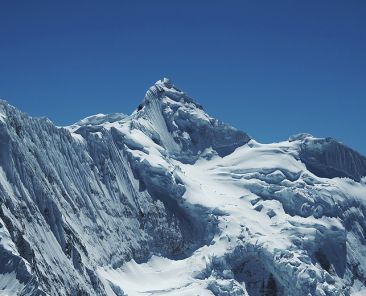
[0, 79, 365, 296]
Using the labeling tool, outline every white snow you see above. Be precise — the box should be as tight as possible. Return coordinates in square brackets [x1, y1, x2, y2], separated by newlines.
[98, 138, 366, 295]
[0, 80, 365, 295]
[0, 272, 25, 296]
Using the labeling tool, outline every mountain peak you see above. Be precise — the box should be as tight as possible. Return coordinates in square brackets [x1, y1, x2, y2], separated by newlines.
[155, 77, 174, 88]
[142, 77, 193, 107]
[132, 79, 250, 162]
[1, 80, 366, 295]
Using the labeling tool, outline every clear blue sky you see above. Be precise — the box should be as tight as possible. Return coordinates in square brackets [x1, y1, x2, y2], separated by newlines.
[1, 1, 365, 155]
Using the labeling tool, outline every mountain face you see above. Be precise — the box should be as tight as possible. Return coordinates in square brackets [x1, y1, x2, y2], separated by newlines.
[293, 135, 366, 182]
[0, 79, 365, 296]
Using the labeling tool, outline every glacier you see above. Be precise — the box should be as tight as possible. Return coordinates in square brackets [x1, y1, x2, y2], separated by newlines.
[0, 78, 365, 296]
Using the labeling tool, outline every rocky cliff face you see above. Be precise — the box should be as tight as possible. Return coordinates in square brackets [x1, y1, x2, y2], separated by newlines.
[0, 79, 365, 296]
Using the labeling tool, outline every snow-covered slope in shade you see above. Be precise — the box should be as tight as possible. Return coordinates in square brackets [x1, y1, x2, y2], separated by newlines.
[0, 79, 365, 296]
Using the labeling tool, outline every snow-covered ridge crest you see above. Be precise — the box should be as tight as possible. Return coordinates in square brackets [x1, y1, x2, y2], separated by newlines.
[288, 133, 366, 182]
[0, 80, 366, 296]
[72, 113, 128, 127]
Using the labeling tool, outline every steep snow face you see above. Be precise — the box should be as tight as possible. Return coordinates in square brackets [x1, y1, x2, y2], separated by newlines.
[291, 135, 366, 182]
[0, 80, 366, 296]
[0, 95, 216, 295]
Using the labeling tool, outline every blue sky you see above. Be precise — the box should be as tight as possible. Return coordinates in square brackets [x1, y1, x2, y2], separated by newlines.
[1, 1, 365, 154]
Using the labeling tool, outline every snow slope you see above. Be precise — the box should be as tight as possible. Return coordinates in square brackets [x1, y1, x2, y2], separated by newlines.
[0, 78, 366, 295]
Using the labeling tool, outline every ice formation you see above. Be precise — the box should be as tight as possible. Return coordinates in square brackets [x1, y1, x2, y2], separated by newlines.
[0, 79, 365, 295]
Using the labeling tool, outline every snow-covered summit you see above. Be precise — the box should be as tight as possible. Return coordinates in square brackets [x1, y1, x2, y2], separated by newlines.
[0, 80, 366, 296]
[143, 77, 194, 105]
[131, 78, 251, 162]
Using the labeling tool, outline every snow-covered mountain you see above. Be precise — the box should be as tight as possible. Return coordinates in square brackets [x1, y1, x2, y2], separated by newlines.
[0, 78, 366, 296]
